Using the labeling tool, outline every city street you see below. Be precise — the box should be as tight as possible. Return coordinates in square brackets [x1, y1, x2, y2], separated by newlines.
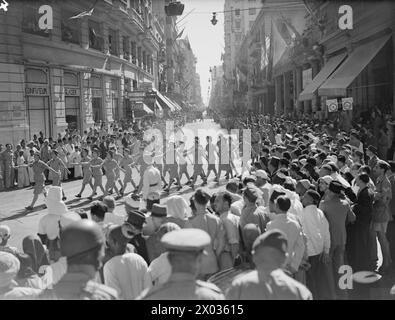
[0, 119, 234, 249]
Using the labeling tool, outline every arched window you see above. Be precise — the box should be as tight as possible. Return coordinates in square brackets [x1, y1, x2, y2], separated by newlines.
[25, 68, 47, 84]
[64, 72, 79, 86]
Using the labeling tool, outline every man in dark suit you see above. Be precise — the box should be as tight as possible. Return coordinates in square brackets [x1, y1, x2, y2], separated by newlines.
[349, 173, 374, 271]
[121, 198, 150, 264]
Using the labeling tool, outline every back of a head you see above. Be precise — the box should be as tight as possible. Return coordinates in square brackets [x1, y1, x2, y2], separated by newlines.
[194, 188, 210, 206]
[0, 252, 20, 288]
[103, 196, 116, 211]
[60, 220, 104, 266]
[275, 196, 291, 212]
[90, 201, 108, 221]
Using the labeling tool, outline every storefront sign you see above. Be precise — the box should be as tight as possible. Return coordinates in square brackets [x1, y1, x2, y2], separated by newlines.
[65, 87, 80, 96]
[92, 89, 102, 97]
[141, 82, 153, 91]
[326, 99, 338, 112]
[129, 91, 145, 101]
[341, 97, 353, 110]
[25, 86, 48, 96]
[302, 68, 312, 89]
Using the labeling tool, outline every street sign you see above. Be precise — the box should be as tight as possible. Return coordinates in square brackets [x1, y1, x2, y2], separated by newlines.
[326, 99, 338, 112]
[342, 97, 353, 110]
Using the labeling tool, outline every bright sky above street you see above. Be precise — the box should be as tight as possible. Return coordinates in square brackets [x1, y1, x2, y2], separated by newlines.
[179, 0, 225, 106]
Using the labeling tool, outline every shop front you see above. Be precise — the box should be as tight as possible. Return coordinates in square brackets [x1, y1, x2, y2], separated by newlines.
[90, 74, 103, 124]
[24, 66, 51, 140]
[64, 70, 81, 132]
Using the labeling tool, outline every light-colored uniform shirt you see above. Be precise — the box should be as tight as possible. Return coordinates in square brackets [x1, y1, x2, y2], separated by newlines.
[319, 197, 355, 247]
[226, 269, 312, 300]
[185, 212, 224, 275]
[299, 205, 331, 256]
[219, 211, 240, 250]
[266, 214, 306, 272]
[139, 272, 224, 300]
[103, 253, 152, 300]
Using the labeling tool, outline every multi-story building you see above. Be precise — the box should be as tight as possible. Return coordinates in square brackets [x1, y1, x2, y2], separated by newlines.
[174, 37, 203, 109]
[223, 0, 260, 108]
[0, 0, 162, 145]
[208, 65, 224, 112]
[236, 0, 395, 124]
[299, 0, 395, 123]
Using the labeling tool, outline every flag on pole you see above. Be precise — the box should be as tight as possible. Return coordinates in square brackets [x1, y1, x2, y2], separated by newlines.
[69, 0, 99, 19]
[266, 19, 274, 82]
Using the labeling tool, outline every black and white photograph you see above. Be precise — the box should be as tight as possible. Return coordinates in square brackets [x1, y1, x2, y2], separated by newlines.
[0, 0, 395, 305]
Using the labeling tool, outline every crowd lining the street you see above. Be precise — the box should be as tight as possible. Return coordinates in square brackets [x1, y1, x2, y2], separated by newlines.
[1, 109, 395, 300]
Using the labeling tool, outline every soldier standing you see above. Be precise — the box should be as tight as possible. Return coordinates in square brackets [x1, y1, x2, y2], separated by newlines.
[41, 220, 118, 300]
[138, 228, 224, 300]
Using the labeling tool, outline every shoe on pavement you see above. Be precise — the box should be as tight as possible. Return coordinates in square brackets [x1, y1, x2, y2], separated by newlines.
[25, 206, 33, 211]
[62, 197, 67, 201]
[75, 194, 82, 198]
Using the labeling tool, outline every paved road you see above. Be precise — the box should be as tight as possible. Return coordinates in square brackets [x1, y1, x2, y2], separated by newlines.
[0, 119, 234, 249]
[1, 119, 394, 299]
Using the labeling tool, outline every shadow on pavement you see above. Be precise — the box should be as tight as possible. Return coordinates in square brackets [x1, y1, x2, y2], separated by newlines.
[0, 206, 43, 222]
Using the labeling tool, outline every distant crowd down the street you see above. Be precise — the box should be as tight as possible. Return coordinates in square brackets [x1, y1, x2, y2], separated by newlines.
[1, 107, 395, 300]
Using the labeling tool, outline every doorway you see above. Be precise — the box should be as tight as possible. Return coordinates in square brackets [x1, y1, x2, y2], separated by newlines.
[92, 97, 102, 123]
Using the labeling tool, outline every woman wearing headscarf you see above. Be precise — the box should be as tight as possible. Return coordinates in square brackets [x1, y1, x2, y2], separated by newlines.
[15, 252, 45, 290]
[0, 252, 41, 299]
[165, 195, 190, 228]
[37, 186, 81, 262]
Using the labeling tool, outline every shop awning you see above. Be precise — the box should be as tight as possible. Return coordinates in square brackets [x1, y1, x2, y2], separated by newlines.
[155, 100, 163, 112]
[318, 34, 391, 97]
[164, 94, 183, 111]
[298, 53, 347, 101]
[136, 102, 154, 114]
[155, 89, 176, 112]
[143, 103, 154, 114]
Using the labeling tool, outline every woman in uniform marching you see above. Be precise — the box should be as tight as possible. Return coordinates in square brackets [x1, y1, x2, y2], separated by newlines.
[75, 148, 94, 198]
[102, 150, 124, 198]
[47, 150, 70, 201]
[119, 148, 138, 195]
[88, 148, 106, 200]
[25, 153, 59, 211]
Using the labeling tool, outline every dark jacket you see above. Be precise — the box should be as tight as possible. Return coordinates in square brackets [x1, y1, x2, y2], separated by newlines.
[352, 186, 374, 225]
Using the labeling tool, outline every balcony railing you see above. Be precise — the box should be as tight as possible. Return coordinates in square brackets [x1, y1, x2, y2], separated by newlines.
[130, 8, 144, 31]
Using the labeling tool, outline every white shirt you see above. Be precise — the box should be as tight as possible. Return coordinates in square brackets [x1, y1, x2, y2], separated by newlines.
[103, 253, 152, 300]
[148, 252, 172, 287]
[299, 205, 331, 257]
[142, 165, 162, 200]
[230, 199, 244, 216]
[266, 214, 305, 272]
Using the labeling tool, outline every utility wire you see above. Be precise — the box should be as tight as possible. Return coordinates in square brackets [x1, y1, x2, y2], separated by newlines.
[185, 3, 304, 15]
[176, 8, 196, 24]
